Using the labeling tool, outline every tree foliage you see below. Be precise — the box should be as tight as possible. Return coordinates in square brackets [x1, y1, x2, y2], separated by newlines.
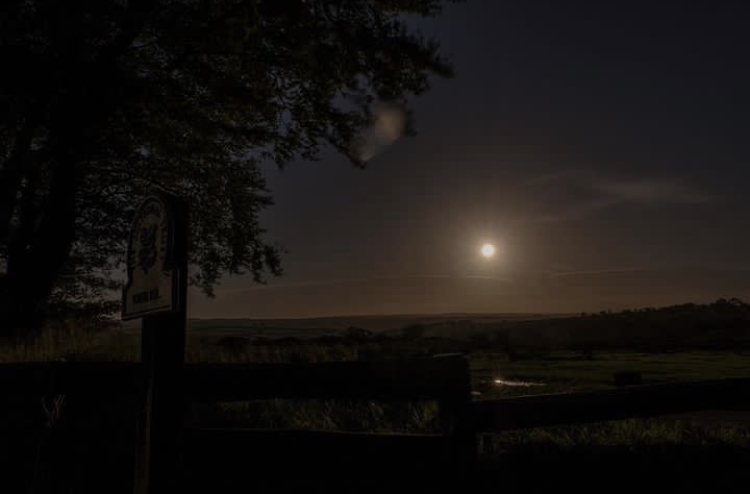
[0, 0, 459, 332]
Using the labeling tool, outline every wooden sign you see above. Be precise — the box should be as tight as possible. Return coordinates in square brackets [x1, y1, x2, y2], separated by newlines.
[125, 194, 189, 494]
[122, 195, 182, 320]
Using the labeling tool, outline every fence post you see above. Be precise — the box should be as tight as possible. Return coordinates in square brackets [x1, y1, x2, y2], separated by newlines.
[438, 354, 476, 478]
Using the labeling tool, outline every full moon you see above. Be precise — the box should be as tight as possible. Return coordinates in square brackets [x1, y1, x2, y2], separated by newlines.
[481, 243, 496, 258]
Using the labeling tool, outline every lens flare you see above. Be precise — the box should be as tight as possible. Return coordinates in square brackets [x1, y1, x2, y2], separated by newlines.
[349, 101, 407, 163]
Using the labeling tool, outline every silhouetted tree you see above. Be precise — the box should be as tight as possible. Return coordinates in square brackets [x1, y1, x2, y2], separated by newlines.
[344, 326, 373, 343]
[401, 324, 426, 340]
[0, 0, 459, 334]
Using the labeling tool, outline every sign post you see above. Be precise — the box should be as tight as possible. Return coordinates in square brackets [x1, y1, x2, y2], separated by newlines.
[123, 194, 188, 494]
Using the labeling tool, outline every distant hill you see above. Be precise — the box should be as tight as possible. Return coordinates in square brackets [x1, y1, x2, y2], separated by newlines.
[123, 299, 750, 351]
[187, 313, 569, 339]
[456, 298, 750, 350]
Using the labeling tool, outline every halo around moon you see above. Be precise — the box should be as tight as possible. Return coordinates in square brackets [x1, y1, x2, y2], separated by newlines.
[481, 243, 496, 258]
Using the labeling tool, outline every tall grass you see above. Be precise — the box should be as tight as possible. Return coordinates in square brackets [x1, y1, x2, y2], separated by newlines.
[481, 418, 750, 454]
[189, 399, 442, 434]
[0, 320, 135, 362]
[185, 339, 358, 363]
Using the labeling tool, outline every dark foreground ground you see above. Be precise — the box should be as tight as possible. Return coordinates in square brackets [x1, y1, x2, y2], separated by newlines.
[3, 395, 750, 494]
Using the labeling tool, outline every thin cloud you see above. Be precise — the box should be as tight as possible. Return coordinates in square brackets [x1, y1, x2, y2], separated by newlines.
[213, 273, 512, 294]
[519, 169, 584, 186]
[593, 178, 712, 205]
[549, 267, 649, 278]
[526, 171, 713, 223]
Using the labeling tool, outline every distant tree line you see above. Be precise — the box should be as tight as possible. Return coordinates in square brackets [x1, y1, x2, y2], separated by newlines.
[201, 299, 750, 362]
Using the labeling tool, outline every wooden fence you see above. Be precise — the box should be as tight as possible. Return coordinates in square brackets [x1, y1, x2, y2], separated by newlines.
[3, 354, 750, 487]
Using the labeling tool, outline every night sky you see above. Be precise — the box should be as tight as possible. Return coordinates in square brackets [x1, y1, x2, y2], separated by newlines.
[191, 1, 750, 319]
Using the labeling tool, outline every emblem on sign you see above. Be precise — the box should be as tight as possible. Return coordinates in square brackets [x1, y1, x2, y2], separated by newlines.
[138, 224, 158, 274]
[122, 195, 180, 319]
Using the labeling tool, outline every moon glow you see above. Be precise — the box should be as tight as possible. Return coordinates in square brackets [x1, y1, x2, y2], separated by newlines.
[481, 243, 496, 258]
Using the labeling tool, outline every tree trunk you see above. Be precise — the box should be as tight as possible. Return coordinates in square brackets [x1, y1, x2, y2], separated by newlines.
[0, 5, 151, 337]
[1, 121, 78, 338]
[0, 118, 38, 245]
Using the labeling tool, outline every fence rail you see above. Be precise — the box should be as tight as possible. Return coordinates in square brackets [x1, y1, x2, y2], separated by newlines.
[473, 377, 750, 432]
[1, 356, 469, 401]
[183, 356, 470, 402]
[0, 361, 140, 396]
[184, 428, 448, 471]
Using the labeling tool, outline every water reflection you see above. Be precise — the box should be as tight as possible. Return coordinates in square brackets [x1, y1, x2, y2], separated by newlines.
[493, 378, 546, 387]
